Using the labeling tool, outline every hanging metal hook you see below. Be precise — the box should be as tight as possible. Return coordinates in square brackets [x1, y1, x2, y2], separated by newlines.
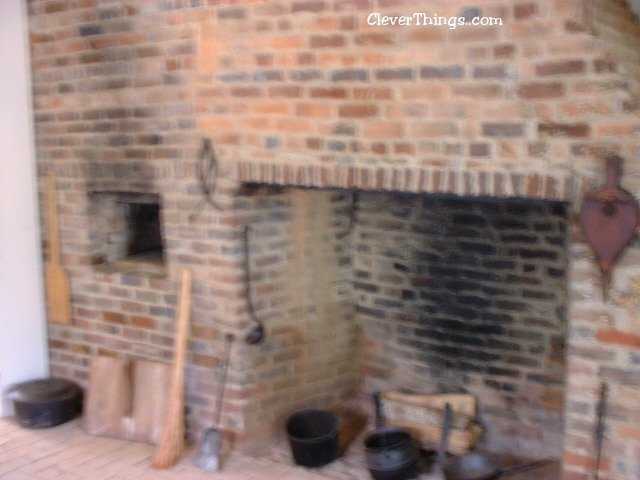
[189, 138, 222, 222]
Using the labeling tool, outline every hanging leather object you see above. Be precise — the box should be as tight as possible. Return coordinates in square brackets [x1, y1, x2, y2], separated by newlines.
[579, 155, 639, 301]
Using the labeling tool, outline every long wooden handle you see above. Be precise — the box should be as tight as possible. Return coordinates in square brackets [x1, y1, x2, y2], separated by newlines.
[150, 268, 192, 468]
[46, 171, 61, 264]
[171, 268, 192, 387]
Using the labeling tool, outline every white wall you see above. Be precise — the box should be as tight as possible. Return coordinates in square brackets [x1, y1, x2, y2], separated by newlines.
[0, 0, 49, 415]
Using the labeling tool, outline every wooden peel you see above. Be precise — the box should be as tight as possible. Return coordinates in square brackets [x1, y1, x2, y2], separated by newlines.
[44, 171, 72, 324]
[83, 356, 133, 438]
[83, 357, 171, 444]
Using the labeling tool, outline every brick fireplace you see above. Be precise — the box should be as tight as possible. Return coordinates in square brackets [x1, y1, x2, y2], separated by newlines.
[27, 0, 640, 479]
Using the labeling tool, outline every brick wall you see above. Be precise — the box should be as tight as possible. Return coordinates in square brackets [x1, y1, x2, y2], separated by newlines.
[356, 193, 568, 458]
[26, 0, 640, 477]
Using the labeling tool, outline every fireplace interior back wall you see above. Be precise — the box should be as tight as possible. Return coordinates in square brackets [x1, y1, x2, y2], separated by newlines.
[354, 191, 568, 458]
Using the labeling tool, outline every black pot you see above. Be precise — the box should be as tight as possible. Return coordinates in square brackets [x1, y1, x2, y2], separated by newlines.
[7, 378, 83, 429]
[286, 409, 339, 468]
[364, 427, 418, 480]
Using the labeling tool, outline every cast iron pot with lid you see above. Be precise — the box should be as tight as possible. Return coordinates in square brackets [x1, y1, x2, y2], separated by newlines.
[7, 377, 83, 429]
[364, 393, 419, 480]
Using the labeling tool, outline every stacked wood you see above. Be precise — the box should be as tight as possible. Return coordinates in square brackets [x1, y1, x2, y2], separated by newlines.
[378, 391, 483, 455]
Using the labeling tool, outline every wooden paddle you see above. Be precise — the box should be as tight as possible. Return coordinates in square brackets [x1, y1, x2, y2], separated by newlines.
[44, 171, 72, 324]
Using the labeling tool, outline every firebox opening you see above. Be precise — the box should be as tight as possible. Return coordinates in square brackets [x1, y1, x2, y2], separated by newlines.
[90, 191, 166, 277]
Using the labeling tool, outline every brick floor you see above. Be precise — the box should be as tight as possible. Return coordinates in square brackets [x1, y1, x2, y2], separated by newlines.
[0, 417, 559, 479]
[0, 417, 341, 480]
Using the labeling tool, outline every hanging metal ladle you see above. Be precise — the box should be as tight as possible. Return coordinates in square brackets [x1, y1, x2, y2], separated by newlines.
[579, 155, 639, 301]
[242, 225, 265, 345]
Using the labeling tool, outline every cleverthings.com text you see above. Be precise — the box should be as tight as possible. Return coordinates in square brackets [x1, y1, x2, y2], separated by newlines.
[367, 13, 503, 29]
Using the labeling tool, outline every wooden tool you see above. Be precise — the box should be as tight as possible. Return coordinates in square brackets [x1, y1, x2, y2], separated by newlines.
[151, 268, 193, 469]
[579, 156, 639, 301]
[83, 356, 132, 438]
[128, 360, 172, 444]
[83, 356, 171, 444]
[44, 171, 72, 323]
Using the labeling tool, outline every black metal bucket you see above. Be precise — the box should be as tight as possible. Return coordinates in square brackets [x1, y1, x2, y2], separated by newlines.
[285, 409, 339, 468]
[364, 427, 418, 480]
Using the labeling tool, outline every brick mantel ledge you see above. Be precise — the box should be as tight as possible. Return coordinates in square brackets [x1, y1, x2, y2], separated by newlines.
[224, 159, 579, 202]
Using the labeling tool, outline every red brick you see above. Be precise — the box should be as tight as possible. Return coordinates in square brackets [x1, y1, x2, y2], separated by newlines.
[268, 86, 303, 98]
[412, 121, 459, 137]
[449, 25, 500, 43]
[394, 142, 413, 154]
[596, 328, 640, 347]
[451, 84, 502, 98]
[292, 1, 326, 13]
[296, 103, 333, 117]
[363, 121, 403, 138]
[535, 60, 585, 76]
[514, 3, 537, 19]
[354, 33, 395, 46]
[593, 58, 616, 74]
[103, 311, 126, 324]
[269, 35, 304, 49]
[493, 44, 516, 58]
[353, 87, 393, 100]
[538, 123, 590, 138]
[251, 101, 289, 114]
[130, 315, 155, 329]
[517, 82, 565, 99]
[306, 138, 322, 149]
[310, 35, 345, 48]
[565, 19, 588, 33]
[338, 104, 377, 118]
[334, 0, 370, 11]
[309, 87, 347, 99]
[230, 87, 262, 97]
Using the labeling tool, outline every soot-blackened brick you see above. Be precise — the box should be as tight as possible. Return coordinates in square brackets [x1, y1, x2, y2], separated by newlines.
[519, 248, 558, 260]
[354, 281, 378, 292]
[484, 379, 518, 392]
[483, 258, 517, 269]
[356, 305, 387, 318]
[527, 372, 563, 385]
[440, 304, 480, 320]
[487, 366, 520, 378]
[456, 240, 496, 255]
[445, 253, 479, 267]
[487, 338, 522, 352]
[452, 214, 487, 227]
[500, 233, 538, 244]
[494, 218, 528, 230]
[456, 294, 491, 309]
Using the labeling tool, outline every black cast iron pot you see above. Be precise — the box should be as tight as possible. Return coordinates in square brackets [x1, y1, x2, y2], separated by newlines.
[364, 426, 418, 480]
[7, 378, 83, 429]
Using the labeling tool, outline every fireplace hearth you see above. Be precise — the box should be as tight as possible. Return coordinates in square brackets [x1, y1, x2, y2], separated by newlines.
[29, 1, 640, 478]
